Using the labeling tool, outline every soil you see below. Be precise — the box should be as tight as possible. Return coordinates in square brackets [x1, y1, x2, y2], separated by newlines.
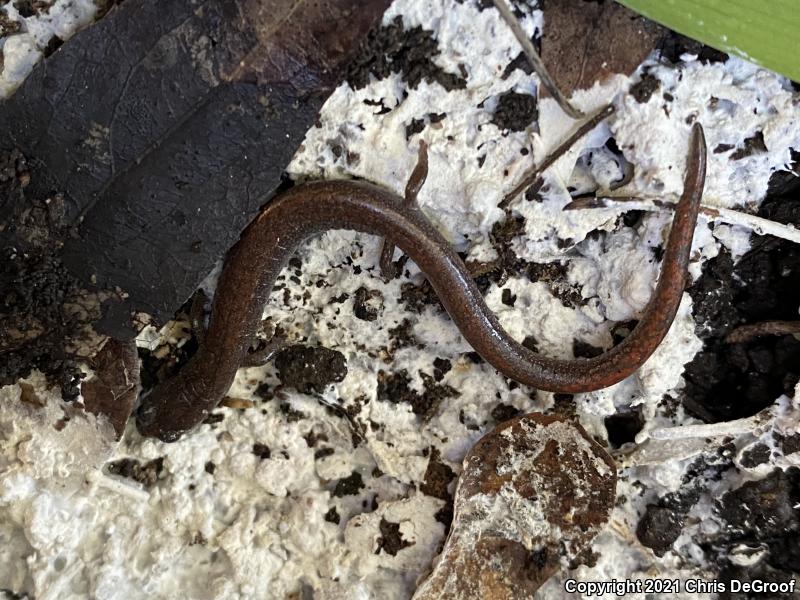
[636, 168, 800, 575]
[377, 518, 414, 556]
[685, 192, 800, 423]
[106, 456, 165, 488]
[274, 345, 348, 394]
[636, 486, 701, 556]
[490, 90, 538, 132]
[353, 286, 384, 321]
[376, 369, 459, 419]
[713, 468, 800, 595]
[419, 447, 456, 501]
[332, 471, 365, 497]
[346, 15, 467, 92]
[0, 149, 86, 399]
[13, 0, 53, 18]
[657, 30, 730, 67]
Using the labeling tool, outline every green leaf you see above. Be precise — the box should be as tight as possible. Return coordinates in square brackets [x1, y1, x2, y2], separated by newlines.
[616, 0, 800, 82]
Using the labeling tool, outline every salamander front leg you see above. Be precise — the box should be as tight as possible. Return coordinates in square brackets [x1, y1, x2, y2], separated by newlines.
[241, 320, 287, 367]
[380, 140, 429, 279]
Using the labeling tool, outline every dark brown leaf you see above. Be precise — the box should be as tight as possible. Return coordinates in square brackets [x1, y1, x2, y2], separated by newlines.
[540, 0, 666, 97]
[0, 0, 390, 338]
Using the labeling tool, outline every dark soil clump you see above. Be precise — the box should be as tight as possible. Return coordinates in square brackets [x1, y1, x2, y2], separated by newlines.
[324, 507, 340, 524]
[685, 193, 800, 423]
[332, 471, 365, 497]
[490, 90, 538, 132]
[730, 132, 768, 161]
[636, 504, 687, 556]
[106, 457, 165, 488]
[717, 468, 800, 542]
[491, 402, 521, 423]
[739, 443, 771, 468]
[636, 486, 701, 556]
[629, 72, 660, 104]
[711, 468, 800, 585]
[13, 0, 54, 18]
[252, 443, 271, 460]
[347, 15, 467, 91]
[657, 31, 729, 66]
[353, 286, 383, 321]
[377, 518, 413, 556]
[376, 369, 458, 418]
[274, 345, 347, 394]
[0, 148, 87, 399]
[419, 447, 456, 500]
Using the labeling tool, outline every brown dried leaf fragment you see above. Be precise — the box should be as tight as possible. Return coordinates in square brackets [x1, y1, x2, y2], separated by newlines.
[81, 339, 140, 438]
[540, 0, 666, 97]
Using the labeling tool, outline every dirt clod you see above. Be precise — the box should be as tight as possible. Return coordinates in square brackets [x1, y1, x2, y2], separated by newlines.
[274, 345, 347, 394]
[739, 443, 771, 468]
[107, 457, 165, 488]
[636, 505, 686, 556]
[252, 443, 271, 459]
[686, 195, 800, 422]
[347, 15, 466, 91]
[629, 72, 660, 104]
[490, 90, 537, 132]
[324, 507, 340, 524]
[376, 369, 458, 418]
[333, 471, 365, 497]
[353, 286, 383, 321]
[491, 403, 521, 423]
[419, 447, 456, 500]
[377, 518, 413, 556]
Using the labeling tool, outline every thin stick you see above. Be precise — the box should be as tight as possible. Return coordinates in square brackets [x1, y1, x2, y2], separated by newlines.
[725, 320, 800, 344]
[499, 104, 615, 209]
[564, 194, 800, 246]
[492, 0, 584, 119]
[646, 415, 764, 441]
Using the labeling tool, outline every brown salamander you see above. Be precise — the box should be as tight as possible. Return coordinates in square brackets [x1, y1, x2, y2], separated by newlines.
[137, 123, 707, 442]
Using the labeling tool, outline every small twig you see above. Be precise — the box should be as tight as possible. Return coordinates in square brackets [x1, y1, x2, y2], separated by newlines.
[220, 396, 255, 410]
[499, 104, 615, 209]
[492, 0, 584, 119]
[564, 194, 800, 246]
[725, 321, 800, 344]
[647, 416, 762, 441]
